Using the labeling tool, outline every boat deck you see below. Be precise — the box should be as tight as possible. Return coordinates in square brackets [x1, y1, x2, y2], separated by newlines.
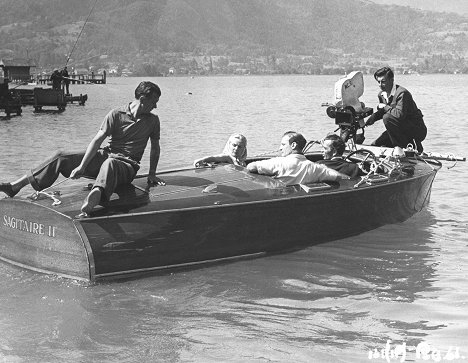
[13, 154, 432, 221]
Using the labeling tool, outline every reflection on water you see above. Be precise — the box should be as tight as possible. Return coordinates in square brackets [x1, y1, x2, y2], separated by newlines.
[0, 211, 447, 362]
[0, 75, 467, 362]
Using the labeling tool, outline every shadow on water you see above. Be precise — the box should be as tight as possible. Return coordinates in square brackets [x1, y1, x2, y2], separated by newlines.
[173, 208, 443, 356]
[278, 209, 439, 304]
[98, 209, 441, 361]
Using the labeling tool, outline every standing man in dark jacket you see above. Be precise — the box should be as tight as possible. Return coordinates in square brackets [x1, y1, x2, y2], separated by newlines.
[365, 66, 427, 152]
[50, 69, 62, 90]
[61, 66, 70, 95]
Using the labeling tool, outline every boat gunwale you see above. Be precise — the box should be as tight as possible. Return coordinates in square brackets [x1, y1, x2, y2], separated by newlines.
[75, 166, 438, 222]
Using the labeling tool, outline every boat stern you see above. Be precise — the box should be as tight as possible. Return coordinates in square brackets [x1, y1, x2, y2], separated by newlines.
[0, 198, 92, 281]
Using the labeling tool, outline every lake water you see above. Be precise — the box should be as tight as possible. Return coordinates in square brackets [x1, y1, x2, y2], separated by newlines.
[0, 75, 467, 362]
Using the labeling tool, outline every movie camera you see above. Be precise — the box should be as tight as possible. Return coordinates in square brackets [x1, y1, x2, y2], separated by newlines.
[322, 71, 373, 144]
[324, 103, 373, 144]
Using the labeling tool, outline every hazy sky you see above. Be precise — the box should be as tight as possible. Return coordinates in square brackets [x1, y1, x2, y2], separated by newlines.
[369, 0, 468, 16]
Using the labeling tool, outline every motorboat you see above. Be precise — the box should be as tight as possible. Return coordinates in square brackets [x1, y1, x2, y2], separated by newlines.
[0, 146, 444, 282]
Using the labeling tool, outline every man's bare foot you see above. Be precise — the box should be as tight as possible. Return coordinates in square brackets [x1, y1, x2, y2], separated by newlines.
[81, 188, 102, 214]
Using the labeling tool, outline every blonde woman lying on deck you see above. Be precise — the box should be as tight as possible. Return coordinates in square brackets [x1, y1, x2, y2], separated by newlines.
[193, 133, 248, 167]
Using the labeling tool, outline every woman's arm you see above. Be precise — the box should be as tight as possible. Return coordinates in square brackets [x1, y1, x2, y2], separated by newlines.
[193, 154, 232, 167]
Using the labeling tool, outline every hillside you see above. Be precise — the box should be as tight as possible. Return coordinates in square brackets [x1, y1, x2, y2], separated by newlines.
[369, 0, 468, 15]
[0, 0, 467, 74]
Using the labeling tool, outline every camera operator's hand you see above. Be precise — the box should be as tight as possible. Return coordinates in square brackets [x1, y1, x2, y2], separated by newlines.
[365, 115, 376, 126]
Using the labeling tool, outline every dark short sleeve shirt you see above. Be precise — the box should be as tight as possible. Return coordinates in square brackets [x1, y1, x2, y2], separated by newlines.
[100, 104, 160, 162]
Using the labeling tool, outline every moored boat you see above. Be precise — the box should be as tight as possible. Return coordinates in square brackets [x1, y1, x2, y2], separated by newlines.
[0, 145, 443, 282]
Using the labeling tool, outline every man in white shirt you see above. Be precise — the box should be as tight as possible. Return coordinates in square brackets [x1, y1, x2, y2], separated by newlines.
[247, 131, 350, 185]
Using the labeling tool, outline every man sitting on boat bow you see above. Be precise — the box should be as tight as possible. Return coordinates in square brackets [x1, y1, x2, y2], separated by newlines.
[0, 81, 166, 217]
[246, 131, 350, 185]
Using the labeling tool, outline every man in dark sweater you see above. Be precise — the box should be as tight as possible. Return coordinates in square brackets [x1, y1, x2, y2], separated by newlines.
[316, 134, 361, 178]
[365, 66, 427, 152]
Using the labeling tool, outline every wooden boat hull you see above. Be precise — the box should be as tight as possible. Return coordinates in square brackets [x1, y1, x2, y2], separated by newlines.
[0, 152, 438, 282]
[82, 171, 435, 280]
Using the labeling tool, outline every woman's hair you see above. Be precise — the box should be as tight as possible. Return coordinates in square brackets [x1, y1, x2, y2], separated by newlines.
[223, 133, 247, 164]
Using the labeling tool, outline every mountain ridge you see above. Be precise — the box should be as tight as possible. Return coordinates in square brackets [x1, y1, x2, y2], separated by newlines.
[0, 0, 467, 74]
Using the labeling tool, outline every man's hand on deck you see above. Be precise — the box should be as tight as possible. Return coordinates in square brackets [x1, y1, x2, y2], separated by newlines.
[147, 175, 166, 186]
[70, 166, 85, 179]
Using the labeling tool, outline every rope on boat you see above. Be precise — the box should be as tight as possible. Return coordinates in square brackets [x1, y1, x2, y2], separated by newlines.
[43, 177, 71, 191]
[30, 191, 62, 206]
[416, 150, 464, 169]
[415, 181, 433, 212]
[446, 154, 458, 169]
[353, 155, 396, 188]
[28, 177, 71, 206]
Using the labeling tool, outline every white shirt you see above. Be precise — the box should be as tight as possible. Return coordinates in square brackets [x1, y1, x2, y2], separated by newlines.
[254, 154, 341, 185]
[382, 83, 396, 103]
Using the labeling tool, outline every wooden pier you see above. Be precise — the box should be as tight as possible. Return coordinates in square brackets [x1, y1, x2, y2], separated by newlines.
[10, 87, 88, 111]
[37, 72, 106, 85]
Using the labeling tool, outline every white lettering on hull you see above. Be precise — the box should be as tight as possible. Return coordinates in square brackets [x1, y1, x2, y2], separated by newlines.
[3, 215, 57, 238]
